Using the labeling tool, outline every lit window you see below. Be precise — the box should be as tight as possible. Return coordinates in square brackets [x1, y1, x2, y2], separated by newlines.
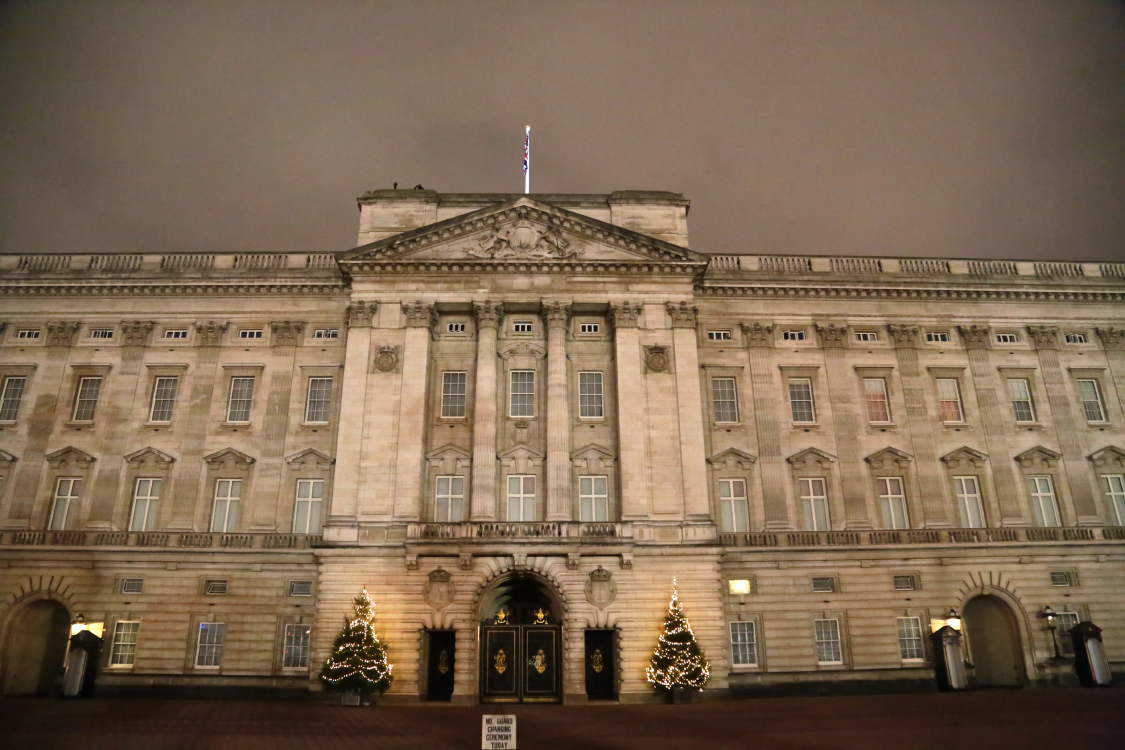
[1076, 379, 1106, 423]
[163, 329, 189, 340]
[129, 478, 161, 532]
[863, 378, 891, 423]
[238, 329, 263, 340]
[926, 331, 949, 343]
[89, 328, 115, 339]
[110, 621, 140, 667]
[195, 622, 225, 668]
[305, 377, 332, 423]
[728, 579, 751, 595]
[730, 621, 757, 666]
[441, 372, 467, 418]
[877, 477, 909, 530]
[1065, 333, 1087, 344]
[782, 329, 805, 342]
[313, 328, 338, 339]
[814, 619, 843, 664]
[289, 581, 313, 597]
[579, 372, 603, 419]
[447, 322, 467, 333]
[149, 376, 178, 422]
[579, 475, 609, 522]
[953, 476, 985, 528]
[812, 577, 835, 593]
[121, 578, 144, 594]
[855, 332, 878, 342]
[506, 475, 536, 521]
[788, 379, 816, 423]
[1050, 571, 1073, 587]
[1007, 378, 1036, 422]
[283, 624, 311, 669]
[1106, 475, 1125, 525]
[1028, 476, 1060, 527]
[995, 333, 1018, 344]
[210, 479, 241, 532]
[893, 575, 916, 591]
[49, 478, 80, 531]
[1056, 611, 1080, 657]
[293, 479, 323, 534]
[0, 376, 27, 421]
[896, 617, 924, 661]
[16, 329, 40, 340]
[435, 476, 465, 522]
[513, 321, 533, 333]
[580, 323, 601, 334]
[799, 478, 830, 531]
[719, 479, 749, 532]
[509, 370, 535, 418]
[226, 377, 255, 422]
[712, 377, 739, 423]
[72, 376, 102, 421]
[707, 330, 732, 341]
[936, 379, 964, 423]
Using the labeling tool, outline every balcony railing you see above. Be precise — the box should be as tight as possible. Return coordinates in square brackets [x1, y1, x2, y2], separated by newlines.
[0, 531, 324, 549]
[408, 522, 630, 541]
[718, 526, 1116, 548]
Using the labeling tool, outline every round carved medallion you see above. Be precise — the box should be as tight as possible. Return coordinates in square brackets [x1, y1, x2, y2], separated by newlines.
[374, 346, 399, 373]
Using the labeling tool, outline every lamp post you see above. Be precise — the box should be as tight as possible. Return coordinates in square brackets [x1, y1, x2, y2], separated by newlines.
[946, 607, 961, 631]
[1042, 605, 1062, 660]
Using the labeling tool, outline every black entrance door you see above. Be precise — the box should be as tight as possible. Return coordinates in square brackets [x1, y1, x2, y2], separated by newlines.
[584, 629, 615, 700]
[481, 624, 561, 703]
[426, 630, 456, 701]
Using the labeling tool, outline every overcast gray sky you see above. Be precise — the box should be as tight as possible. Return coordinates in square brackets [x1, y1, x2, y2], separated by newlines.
[1, 0, 1123, 261]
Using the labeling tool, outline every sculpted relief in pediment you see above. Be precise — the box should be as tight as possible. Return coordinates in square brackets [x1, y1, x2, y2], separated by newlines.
[467, 217, 581, 260]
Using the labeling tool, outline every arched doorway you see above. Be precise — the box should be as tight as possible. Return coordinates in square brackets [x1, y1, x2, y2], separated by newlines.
[963, 595, 1026, 687]
[478, 573, 562, 703]
[2, 599, 71, 695]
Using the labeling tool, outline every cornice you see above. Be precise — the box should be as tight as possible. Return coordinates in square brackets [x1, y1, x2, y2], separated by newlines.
[339, 259, 702, 277]
[697, 283, 1125, 304]
[0, 282, 350, 297]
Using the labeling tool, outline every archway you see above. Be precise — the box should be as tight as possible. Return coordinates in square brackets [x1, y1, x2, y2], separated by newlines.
[2, 599, 71, 695]
[964, 595, 1026, 687]
[478, 572, 563, 703]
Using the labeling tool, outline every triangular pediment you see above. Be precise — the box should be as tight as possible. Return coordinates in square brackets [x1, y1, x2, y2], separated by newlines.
[707, 448, 757, 469]
[940, 446, 988, 468]
[786, 447, 836, 468]
[203, 447, 256, 467]
[426, 444, 472, 461]
[285, 448, 335, 466]
[571, 444, 616, 461]
[497, 443, 546, 461]
[865, 447, 913, 468]
[45, 446, 95, 467]
[1015, 445, 1061, 468]
[1089, 445, 1125, 468]
[0, 449, 17, 465]
[124, 447, 176, 466]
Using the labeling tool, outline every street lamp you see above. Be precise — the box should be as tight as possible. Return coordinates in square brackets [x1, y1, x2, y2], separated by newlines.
[946, 607, 961, 630]
[1042, 605, 1062, 660]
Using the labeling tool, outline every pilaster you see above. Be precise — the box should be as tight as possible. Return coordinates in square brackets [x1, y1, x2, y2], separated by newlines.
[668, 302, 710, 520]
[742, 322, 792, 530]
[393, 302, 436, 521]
[816, 322, 872, 529]
[470, 301, 503, 521]
[543, 301, 572, 521]
[610, 302, 649, 520]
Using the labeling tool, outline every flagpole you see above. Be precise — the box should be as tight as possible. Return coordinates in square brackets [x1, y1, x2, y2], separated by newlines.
[524, 125, 530, 194]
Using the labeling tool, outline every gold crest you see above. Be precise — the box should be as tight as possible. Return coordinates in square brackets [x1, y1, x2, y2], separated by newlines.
[494, 649, 507, 674]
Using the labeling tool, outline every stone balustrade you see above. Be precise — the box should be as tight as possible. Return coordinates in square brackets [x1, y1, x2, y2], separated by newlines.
[718, 526, 1120, 549]
[0, 531, 324, 549]
[705, 255, 1125, 280]
[2, 253, 341, 276]
[408, 521, 630, 541]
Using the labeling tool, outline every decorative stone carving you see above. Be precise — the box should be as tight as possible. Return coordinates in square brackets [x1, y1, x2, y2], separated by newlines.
[472, 300, 504, 329]
[541, 301, 571, 330]
[120, 321, 155, 347]
[402, 300, 437, 328]
[786, 447, 836, 470]
[345, 302, 378, 328]
[864, 447, 913, 470]
[1096, 326, 1125, 351]
[707, 448, 757, 471]
[285, 448, 335, 469]
[499, 342, 546, 360]
[46, 321, 81, 347]
[940, 446, 988, 469]
[887, 324, 920, 349]
[644, 345, 670, 373]
[584, 566, 617, 610]
[459, 552, 473, 570]
[203, 447, 255, 469]
[958, 324, 992, 350]
[1027, 325, 1060, 350]
[608, 302, 642, 330]
[373, 345, 401, 372]
[666, 301, 698, 329]
[194, 321, 229, 346]
[123, 447, 176, 468]
[423, 568, 456, 610]
[270, 321, 305, 347]
[1088, 445, 1125, 469]
[567, 553, 580, 571]
[1015, 445, 1062, 468]
[815, 323, 848, 348]
[467, 217, 579, 260]
[740, 321, 774, 348]
[45, 446, 95, 469]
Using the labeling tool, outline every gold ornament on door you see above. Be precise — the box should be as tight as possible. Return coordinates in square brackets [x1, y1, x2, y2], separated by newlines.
[533, 648, 547, 674]
[590, 648, 604, 673]
[437, 649, 450, 675]
[493, 648, 507, 674]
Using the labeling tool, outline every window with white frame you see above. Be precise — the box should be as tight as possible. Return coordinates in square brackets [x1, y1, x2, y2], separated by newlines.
[293, 479, 323, 534]
[712, 377, 739, 423]
[238, 329, 263, 340]
[509, 370, 535, 418]
[1028, 475, 1060, 527]
[129, 478, 161, 532]
[89, 328, 115, 339]
[149, 376, 178, 422]
[1007, 378, 1036, 422]
[812, 577, 836, 593]
[719, 479, 749, 532]
[1105, 475, 1125, 525]
[0, 376, 27, 421]
[707, 330, 732, 341]
[195, 622, 225, 668]
[1064, 333, 1087, 344]
[121, 578, 144, 594]
[855, 331, 879, 342]
[72, 377, 102, 421]
[814, 619, 843, 664]
[304, 377, 332, 423]
[205, 580, 228, 595]
[1076, 379, 1106, 423]
[953, 476, 986, 528]
[1050, 571, 1074, 587]
[788, 379, 816, 423]
[995, 333, 1019, 344]
[435, 476, 465, 522]
[109, 621, 140, 667]
[283, 623, 312, 668]
[1055, 611, 1081, 656]
[48, 478, 80, 530]
[506, 475, 535, 521]
[210, 479, 241, 532]
[863, 378, 891, 423]
[579, 475, 609, 522]
[226, 376, 255, 422]
[289, 580, 313, 596]
[782, 329, 805, 342]
[441, 372, 467, 418]
[926, 331, 949, 343]
[513, 321, 533, 333]
[16, 329, 40, 340]
[877, 477, 910, 530]
[163, 329, 188, 340]
[579, 323, 600, 334]
[896, 617, 925, 661]
[893, 575, 917, 591]
[313, 328, 338, 339]
[579, 372, 603, 419]
[447, 322, 467, 333]
[730, 621, 757, 666]
[936, 378, 964, 423]
[798, 477, 830, 531]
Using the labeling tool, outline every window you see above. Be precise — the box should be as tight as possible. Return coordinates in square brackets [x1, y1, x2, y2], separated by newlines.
[0, 376, 26, 421]
[798, 478, 830, 531]
[855, 332, 879, 342]
[72, 376, 102, 421]
[728, 579, 752, 595]
[1028, 476, 1060, 527]
[1007, 378, 1036, 422]
[313, 328, 339, 339]
[712, 377, 739, 423]
[782, 329, 805, 342]
[788, 379, 816, 423]
[109, 621, 140, 667]
[707, 330, 731, 341]
[238, 329, 263, 340]
[730, 622, 758, 666]
[1106, 475, 1125, 525]
[509, 370, 535, 418]
[304, 377, 332, 423]
[16, 329, 40, 340]
[435, 476, 465, 522]
[893, 575, 917, 591]
[149, 376, 178, 422]
[926, 331, 949, 343]
[1076, 379, 1106, 423]
[996, 333, 1018, 344]
[48, 478, 80, 530]
[580, 323, 601, 334]
[1050, 571, 1073, 587]
[863, 378, 891, 423]
[447, 322, 466, 333]
[513, 321, 533, 333]
[283, 624, 311, 669]
[579, 475, 609, 522]
[814, 619, 843, 664]
[441, 372, 467, 418]
[205, 580, 228, 595]
[506, 475, 536, 521]
[812, 577, 836, 593]
[226, 376, 255, 422]
[195, 623, 225, 667]
[163, 329, 189, 340]
[719, 479, 749, 532]
[896, 617, 925, 661]
[293, 479, 323, 534]
[1056, 611, 1081, 657]
[121, 578, 144, 594]
[90, 328, 115, 339]
[289, 581, 313, 597]
[877, 477, 909, 530]
[1065, 333, 1087, 344]
[129, 478, 161, 532]
[953, 476, 985, 528]
[936, 379, 964, 423]
[210, 479, 241, 532]
[579, 372, 603, 419]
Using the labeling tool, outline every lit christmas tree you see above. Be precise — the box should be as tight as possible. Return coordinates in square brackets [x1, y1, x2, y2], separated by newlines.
[646, 578, 710, 693]
[319, 588, 393, 698]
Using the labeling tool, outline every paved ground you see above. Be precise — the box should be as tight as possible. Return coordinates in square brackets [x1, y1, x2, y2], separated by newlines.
[1, 688, 1122, 749]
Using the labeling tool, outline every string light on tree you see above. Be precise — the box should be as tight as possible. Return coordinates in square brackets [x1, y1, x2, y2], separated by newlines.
[319, 588, 394, 698]
[646, 577, 710, 692]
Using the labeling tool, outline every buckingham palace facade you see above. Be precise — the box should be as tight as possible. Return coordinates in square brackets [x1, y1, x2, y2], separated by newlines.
[0, 189, 1123, 703]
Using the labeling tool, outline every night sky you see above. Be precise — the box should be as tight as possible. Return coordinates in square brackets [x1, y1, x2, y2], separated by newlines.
[1, 1, 1123, 261]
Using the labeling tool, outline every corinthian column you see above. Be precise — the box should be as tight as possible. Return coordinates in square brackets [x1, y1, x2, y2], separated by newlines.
[470, 301, 503, 521]
[543, 301, 572, 521]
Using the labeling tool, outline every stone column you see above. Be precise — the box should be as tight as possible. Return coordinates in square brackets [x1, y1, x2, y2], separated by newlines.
[668, 302, 710, 520]
[393, 301, 436, 521]
[325, 303, 376, 529]
[1096, 326, 1125, 426]
[543, 301, 572, 521]
[470, 301, 503, 521]
[611, 302, 650, 520]
[741, 322, 791, 529]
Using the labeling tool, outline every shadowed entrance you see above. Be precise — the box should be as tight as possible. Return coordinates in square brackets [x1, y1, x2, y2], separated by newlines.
[479, 573, 562, 704]
[964, 595, 1026, 687]
[2, 599, 70, 695]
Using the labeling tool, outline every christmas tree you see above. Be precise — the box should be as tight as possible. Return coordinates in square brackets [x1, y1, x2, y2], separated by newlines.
[646, 578, 710, 691]
[319, 588, 394, 698]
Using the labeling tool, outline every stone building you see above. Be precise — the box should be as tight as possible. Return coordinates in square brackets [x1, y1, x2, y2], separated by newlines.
[0, 189, 1123, 702]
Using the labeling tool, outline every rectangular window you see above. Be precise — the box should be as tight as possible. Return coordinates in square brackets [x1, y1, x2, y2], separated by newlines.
[226, 376, 255, 422]
[149, 376, 179, 422]
[1028, 475, 1060, 527]
[441, 371, 467, 418]
[210, 479, 241, 532]
[293, 479, 323, 534]
[863, 378, 891, 423]
[579, 475, 609, 522]
[289, 581, 313, 597]
[0, 376, 27, 421]
[707, 330, 731, 341]
[513, 321, 533, 333]
[1076, 379, 1106, 423]
[110, 621, 140, 666]
[1056, 611, 1080, 657]
[304, 377, 333, 423]
[1007, 378, 1036, 422]
[926, 331, 949, 343]
[814, 619, 843, 664]
[16, 329, 40, 340]
[782, 329, 805, 342]
[719, 478, 749, 532]
[798, 478, 830, 531]
[812, 577, 835, 593]
[313, 328, 338, 339]
[712, 377, 739, 423]
[121, 578, 144, 594]
[936, 378, 964, 423]
[953, 476, 986, 528]
[1050, 571, 1073, 587]
[730, 621, 758, 666]
[447, 322, 466, 333]
[129, 478, 161, 532]
[728, 579, 752, 595]
[788, 379, 816, 423]
[896, 617, 925, 661]
[163, 329, 188, 340]
[893, 575, 917, 591]
[195, 623, 225, 668]
[49, 478, 80, 530]
[579, 323, 600, 334]
[876, 477, 910, 530]
[509, 370, 535, 418]
[1106, 475, 1125, 525]
[238, 329, 263, 340]
[579, 372, 603, 419]
[995, 333, 1018, 344]
[435, 476, 465, 523]
[72, 376, 102, 421]
[283, 624, 312, 669]
[205, 580, 228, 595]
[89, 328, 115, 339]
[506, 475, 536, 521]
[855, 332, 879, 342]
[1065, 333, 1087, 344]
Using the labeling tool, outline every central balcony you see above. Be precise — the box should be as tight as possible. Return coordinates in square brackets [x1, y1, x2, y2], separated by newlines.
[406, 521, 629, 541]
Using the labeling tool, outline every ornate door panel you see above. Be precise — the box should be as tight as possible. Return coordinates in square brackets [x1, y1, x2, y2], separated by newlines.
[584, 629, 615, 700]
[482, 626, 519, 702]
[426, 630, 456, 701]
[522, 627, 559, 702]
[481, 624, 561, 703]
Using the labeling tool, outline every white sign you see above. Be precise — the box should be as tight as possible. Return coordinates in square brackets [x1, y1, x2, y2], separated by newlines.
[482, 714, 516, 749]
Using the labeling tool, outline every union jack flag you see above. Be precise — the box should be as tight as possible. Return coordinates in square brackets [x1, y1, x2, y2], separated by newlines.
[523, 126, 530, 175]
